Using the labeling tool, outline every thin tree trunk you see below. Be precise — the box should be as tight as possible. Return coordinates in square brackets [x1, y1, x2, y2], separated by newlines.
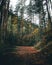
[46, 0, 52, 30]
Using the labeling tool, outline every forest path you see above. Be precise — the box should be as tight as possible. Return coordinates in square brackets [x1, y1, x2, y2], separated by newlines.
[11, 46, 39, 55]
[0, 46, 51, 65]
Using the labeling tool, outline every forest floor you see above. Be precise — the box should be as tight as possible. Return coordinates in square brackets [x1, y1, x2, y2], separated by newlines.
[0, 46, 52, 65]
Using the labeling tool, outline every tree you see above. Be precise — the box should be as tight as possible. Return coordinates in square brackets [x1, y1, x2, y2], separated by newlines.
[30, 0, 46, 41]
[45, 0, 52, 30]
[15, 0, 26, 37]
[0, 0, 10, 43]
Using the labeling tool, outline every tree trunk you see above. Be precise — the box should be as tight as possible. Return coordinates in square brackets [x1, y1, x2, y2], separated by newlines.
[46, 0, 52, 30]
[0, 0, 10, 44]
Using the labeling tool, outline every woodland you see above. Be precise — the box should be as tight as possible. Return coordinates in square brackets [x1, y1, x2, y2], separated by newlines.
[0, 0, 52, 65]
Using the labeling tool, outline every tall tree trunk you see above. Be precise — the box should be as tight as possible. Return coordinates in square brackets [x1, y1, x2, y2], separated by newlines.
[0, 0, 10, 44]
[46, 0, 52, 30]
[0, 0, 6, 43]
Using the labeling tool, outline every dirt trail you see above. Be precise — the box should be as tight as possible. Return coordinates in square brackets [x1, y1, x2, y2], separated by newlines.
[0, 46, 51, 65]
[12, 46, 39, 55]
